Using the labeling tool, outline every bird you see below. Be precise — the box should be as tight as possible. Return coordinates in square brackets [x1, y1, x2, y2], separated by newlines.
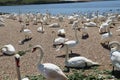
[64, 44, 99, 72]
[57, 29, 66, 37]
[37, 22, 44, 33]
[1, 44, 16, 55]
[53, 37, 68, 48]
[14, 54, 29, 80]
[57, 27, 79, 54]
[110, 46, 120, 73]
[32, 45, 68, 80]
[49, 23, 60, 28]
[101, 27, 112, 45]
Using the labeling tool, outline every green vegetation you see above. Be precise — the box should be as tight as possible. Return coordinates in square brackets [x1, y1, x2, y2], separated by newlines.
[26, 68, 120, 80]
[0, 0, 65, 6]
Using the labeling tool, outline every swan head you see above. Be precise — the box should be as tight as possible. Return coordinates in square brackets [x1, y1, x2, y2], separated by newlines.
[14, 54, 20, 67]
[32, 45, 43, 53]
[1, 47, 7, 53]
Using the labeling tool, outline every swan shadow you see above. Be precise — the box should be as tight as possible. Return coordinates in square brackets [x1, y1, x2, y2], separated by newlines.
[64, 65, 99, 73]
[0, 53, 14, 58]
[112, 70, 120, 79]
[100, 43, 110, 50]
[19, 38, 32, 45]
[56, 52, 80, 58]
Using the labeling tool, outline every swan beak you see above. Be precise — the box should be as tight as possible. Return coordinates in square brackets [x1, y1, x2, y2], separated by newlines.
[14, 54, 20, 67]
[32, 48, 37, 53]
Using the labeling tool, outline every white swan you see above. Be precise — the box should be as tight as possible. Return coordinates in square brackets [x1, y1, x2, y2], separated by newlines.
[49, 23, 60, 28]
[1, 44, 15, 55]
[101, 27, 112, 45]
[110, 47, 120, 72]
[32, 45, 68, 80]
[14, 54, 29, 80]
[64, 44, 99, 71]
[99, 19, 112, 33]
[56, 27, 79, 54]
[23, 29, 32, 40]
[84, 22, 97, 27]
[57, 29, 66, 37]
[53, 37, 68, 48]
[37, 22, 44, 33]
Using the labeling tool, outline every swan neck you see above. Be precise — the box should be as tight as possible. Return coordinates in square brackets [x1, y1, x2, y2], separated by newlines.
[65, 45, 69, 64]
[38, 47, 44, 65]
[74, 28, 79, 43]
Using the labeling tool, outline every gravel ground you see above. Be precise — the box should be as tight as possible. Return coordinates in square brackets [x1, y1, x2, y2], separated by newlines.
[0, 17, 120, 80]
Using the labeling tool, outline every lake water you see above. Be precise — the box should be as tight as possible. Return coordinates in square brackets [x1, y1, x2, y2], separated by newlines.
[0, 0, 120, 15]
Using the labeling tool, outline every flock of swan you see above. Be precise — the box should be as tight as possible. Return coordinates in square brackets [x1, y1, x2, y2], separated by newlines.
[0, 10, 120, 80]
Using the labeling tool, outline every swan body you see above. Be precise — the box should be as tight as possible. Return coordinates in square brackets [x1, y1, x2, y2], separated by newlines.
[1, 44, 15, 55]
[101, 32, 112, 39]
[49, 23, 60, 28]
[64, 44, 99, 69]
[57, 29, 66, 37]
[54, 37, 68, 45]
[99, 19, 112, 33]
[37, 26, 44, 33]
[72, 20, 79, 29]
[22, 77, 29, 80]
[84, 22, 97, 27]
[66, 56, 99, 68]
[32, 45, 68, 80]
[110, 47, 120, 71]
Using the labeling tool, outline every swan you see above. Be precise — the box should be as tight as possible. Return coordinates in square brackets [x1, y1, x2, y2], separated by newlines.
[53, 37, 68, 48]
[57, 29, 66, 37]
[57, 27, 79, 54]
[72, 20, 79, 29]
[49, 23, 60, 28]
[101, 27, 112, 45]
[1, 44, 15, 55]
[109, 41, 120, 50]
[99, 19, 112, 33]
[32, 45, 68, 80]
[14, 54, 29, 80]
[81, 26, 89, 39]
[84, 22, 97, 27]
[64, 44, 99, 72]
[110, 47, 120, 73]
[37, 22, 44, 33]
[23, 29, 32, 40]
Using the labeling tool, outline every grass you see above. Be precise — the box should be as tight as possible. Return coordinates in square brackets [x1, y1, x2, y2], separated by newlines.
[26, 67, 120, 80]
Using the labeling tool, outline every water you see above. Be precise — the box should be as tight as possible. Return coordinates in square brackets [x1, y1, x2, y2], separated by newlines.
[0, 0, 120, 15]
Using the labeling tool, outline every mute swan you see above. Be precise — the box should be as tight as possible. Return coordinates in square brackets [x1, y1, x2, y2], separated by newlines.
[32, 45, 68, 80]
[109, 41, 120, 50]
[72, 20, 79, 29]
[49, 23, 60, 28]
[23, 29, 32, 40]
[110, 47, 120, 73]
[84, 22, 97, 27]
[57, 29, 66, 37]
[1, 44, 15, 55]
[81, 26, 89, 39]
[37, 22, 44, 33]
[53, 37, 68, 48]
[64, 44, 99, 72]
[14, 54, 29, 80]
[101, 27, 112, 45]
[57, 27, 79, 54]
[99, 19, 112, 33]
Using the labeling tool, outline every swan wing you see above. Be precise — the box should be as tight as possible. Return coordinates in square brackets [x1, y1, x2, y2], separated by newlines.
[38, 63, 67, 80]
[111, 51, 120, 69]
